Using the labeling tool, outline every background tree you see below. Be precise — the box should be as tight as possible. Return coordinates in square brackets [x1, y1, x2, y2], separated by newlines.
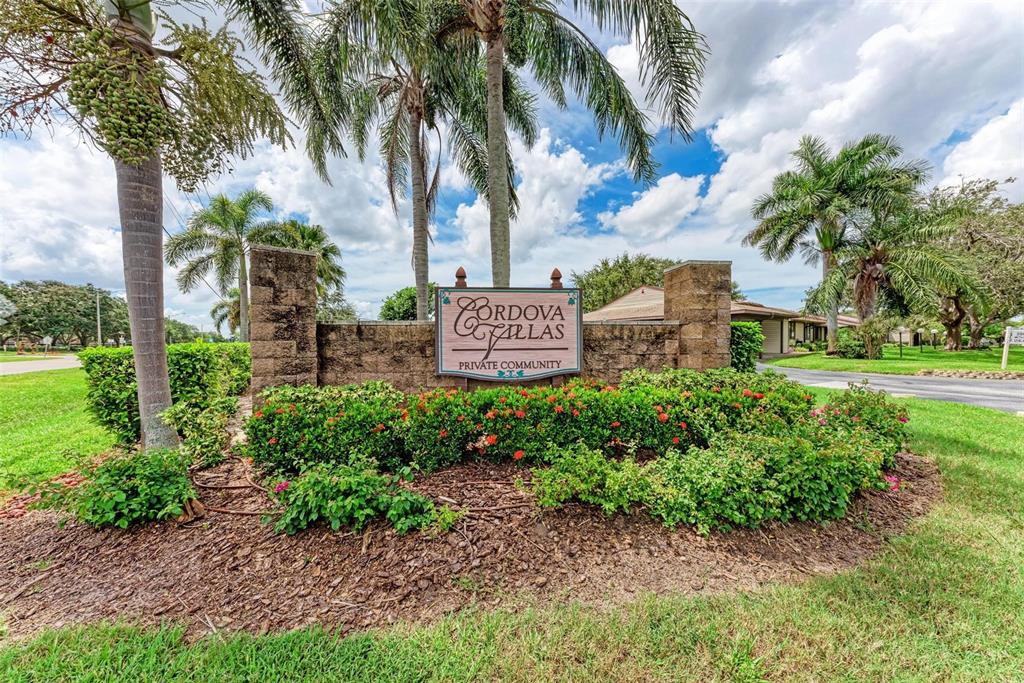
[268, 219, 347, 299]
[2, 0, 288, 448]
[317, 288, 359, 323]
[809, 189, 977, 358]
[379, 284, 438, 321]
[929, 179, 1024, 349]
[163, 318, 201, 344]
[746, 134, 927, 353]
[731, 281, 746, 302]
[570, 253, 679, 312]
[438, 0, 708, 287]
[0, 281, 128, 347]
[210, 288, 242, 338]
[165, 189, 277, 343]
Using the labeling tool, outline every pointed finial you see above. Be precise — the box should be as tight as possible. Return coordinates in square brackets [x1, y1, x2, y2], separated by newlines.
[455, 266, 467, 288]
[550, 268, 563, 289]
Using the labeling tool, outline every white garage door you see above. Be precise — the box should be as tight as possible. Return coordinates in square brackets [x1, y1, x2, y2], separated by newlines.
[761, 319, 784, 354]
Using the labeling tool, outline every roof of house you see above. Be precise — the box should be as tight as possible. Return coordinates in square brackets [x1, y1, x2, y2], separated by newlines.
[791, 313, 862, 327]
[581, 287, 809, 322]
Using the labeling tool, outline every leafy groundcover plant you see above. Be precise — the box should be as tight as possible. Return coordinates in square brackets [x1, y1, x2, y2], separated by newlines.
[36, 448, 196, 529]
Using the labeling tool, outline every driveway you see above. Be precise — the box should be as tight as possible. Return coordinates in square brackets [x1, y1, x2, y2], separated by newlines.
[0, 355, 81, 376]
[761, 364, 1024, 414]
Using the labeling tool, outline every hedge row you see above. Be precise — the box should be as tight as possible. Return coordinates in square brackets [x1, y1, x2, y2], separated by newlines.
[79, 342, 251, 443]
[730, 321, 765, 372]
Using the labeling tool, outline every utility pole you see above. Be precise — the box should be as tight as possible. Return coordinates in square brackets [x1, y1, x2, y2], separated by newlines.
[96, 291, 102, 346]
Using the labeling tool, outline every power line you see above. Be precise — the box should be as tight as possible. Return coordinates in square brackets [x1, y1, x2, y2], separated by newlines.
[163, 194, 225, 301]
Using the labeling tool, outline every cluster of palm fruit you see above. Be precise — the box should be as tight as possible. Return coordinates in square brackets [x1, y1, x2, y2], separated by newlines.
[502, 0, 530, 67]
[67, 26, 173, 165]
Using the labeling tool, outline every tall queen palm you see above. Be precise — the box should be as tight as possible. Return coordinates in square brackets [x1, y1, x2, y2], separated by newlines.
[745, 134, 927, 353]
[439, 0, 708, 286]
[1, 0, 289, 448]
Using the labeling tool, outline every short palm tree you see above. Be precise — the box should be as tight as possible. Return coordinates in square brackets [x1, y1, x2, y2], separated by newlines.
[810, 203, 978, 358]
[210, 288, 242, 337]
[745, 134, 927, 352]
[164, 189, 277, 342]
[270, 219, 347, 298]
[438, 0, 708, 286]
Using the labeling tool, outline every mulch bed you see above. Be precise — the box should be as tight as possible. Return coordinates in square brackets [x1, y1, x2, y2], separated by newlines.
[0, 452, 941, 641]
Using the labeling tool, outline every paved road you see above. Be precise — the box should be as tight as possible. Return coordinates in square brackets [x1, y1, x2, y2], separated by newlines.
[761, 364, 1024, 414]
[0, 355, 81, 376]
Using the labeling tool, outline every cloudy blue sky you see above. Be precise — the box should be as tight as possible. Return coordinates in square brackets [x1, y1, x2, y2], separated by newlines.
[1, 0, 1022, 329]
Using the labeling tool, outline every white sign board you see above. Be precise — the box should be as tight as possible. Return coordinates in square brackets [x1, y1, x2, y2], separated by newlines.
[41, 336, 52, 346]
[1001, 327, 1024, 369]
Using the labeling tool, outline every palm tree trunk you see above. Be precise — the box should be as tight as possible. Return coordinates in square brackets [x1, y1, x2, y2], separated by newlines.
[823, 252, 838, 354]
[408, 108, 430, 321]
[485, 34, 511, 287]
[114, 155, 178, 449]
[238, 253, 250, 342]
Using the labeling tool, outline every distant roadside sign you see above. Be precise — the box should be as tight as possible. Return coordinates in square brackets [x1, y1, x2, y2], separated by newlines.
[1001, 326, 1024, 369]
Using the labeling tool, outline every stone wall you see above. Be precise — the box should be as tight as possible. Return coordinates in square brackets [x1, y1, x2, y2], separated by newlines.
[249, 247, 733, 394]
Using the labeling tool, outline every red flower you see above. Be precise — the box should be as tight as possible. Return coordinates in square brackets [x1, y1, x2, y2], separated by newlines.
[742, 388, 753, 397]
[657, 412, 669, 423]
[572, 409, 580, 417]
[520, 390, 529, 397]
[754, 392, 764, 400]
[485, 410, 497, 419]
[554, 405, 564, 414]
[268, 437, 278, 445]
[372, 423, 386, 433]
[439, 429, 448, 438]
[499, 397, 508, 404]
[400, 410, 409, 421]
[678, 421, 688, 430]
[457, 414, 466, 422]
[515, 409, 526, 419]
[253, 410, 263, 418]
[804, 395, 813, 401]
[513, 450, 525, 461]
[44, 35, 54, 45]
[485, 434, 498, 445]
[733, 402, 741, 409]
[611, 421, 621, 428]
[712, 386, 721, 393]
[654, 405, 664, 413]
[275, 407, 285, 414]
[547, 395, 557, 403]
[672, 436, 680, 445]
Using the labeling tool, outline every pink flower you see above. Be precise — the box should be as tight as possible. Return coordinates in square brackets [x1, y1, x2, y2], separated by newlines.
[818, 418, 827, 426]
[274, 480, 290, 494]
[884, 474, 900, 491]
[898, 416, 909, 423]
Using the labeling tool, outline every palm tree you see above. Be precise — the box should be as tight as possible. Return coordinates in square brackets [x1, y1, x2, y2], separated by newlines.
[810, 202, 978, 358]
[164, 189, 277, 342]
[436, 1, 707, 286]
[270, 219, 347, 298]
[745, 134, 927, 353]
[306, 1, 537, 319]
[210, 288, 242, 337]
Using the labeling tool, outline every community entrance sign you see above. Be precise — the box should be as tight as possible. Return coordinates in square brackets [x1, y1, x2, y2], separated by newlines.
[435, 286, 583, 381]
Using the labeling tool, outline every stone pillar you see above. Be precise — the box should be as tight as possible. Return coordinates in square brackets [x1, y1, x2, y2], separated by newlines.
[249, 245, 319, 395]
[663, 260, 732, 370]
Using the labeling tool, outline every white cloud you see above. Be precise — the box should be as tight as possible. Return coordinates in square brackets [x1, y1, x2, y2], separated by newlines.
[598, 173, 703, 243]
[940, 99, 1024, 200]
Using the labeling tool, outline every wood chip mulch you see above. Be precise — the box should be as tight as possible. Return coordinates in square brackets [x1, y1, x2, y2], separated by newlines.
[0, 452, 941, 641]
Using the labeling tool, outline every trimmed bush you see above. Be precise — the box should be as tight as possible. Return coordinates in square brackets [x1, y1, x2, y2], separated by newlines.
[37, 449, 196, 528]
[834, 328, 869, 359]
[271, 463, 435, 535]
[730, 321, 765, 371]
[79, 342, 250, 443]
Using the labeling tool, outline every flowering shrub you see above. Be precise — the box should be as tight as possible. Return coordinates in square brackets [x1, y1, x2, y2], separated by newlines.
[246, 382, 407, 473]
[271, 463, 435, 535]
[36, 449, 196, 528]
[816, 382, 909, 467]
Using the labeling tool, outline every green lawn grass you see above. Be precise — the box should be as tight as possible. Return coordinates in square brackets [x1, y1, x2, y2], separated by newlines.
[0, 351, 60, 363]
[0, 368, 114, 491]
[2, 393, 1022, 681]
[767, 344, 1024, 375]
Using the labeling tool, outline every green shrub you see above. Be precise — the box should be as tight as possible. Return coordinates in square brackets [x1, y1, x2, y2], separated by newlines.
[162, 397, 239, 468]
[532, 442, 648, 515]
[271, 463, 435, 535]
[834, 329, 869, 359]
[730, 321, 765, 371]
[79, 342, 250, 443]
[246, 382, 406, 474]
[808, 383, 909, 468]
[38, 449, 196, 528]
